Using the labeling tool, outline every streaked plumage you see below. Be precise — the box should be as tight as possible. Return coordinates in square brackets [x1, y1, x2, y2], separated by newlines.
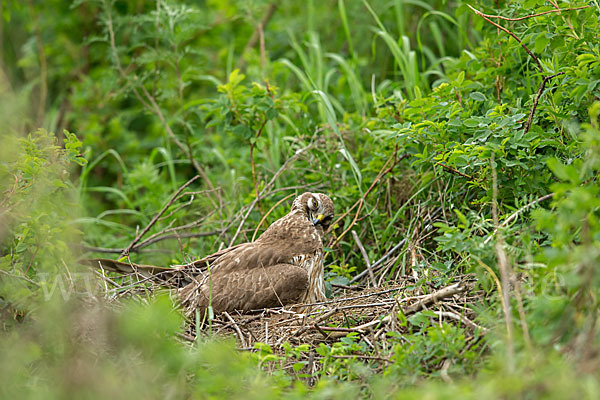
[179, 192, 334, 315]
[91, 192, 334, 316]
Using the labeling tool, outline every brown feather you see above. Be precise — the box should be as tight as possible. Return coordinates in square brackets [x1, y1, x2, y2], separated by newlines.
[89, 192, 334, 316]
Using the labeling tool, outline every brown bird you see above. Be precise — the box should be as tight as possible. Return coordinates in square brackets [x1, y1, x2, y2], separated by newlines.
[91, 192, 334, 316]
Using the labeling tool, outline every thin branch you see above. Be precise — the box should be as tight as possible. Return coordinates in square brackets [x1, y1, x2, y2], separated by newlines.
[402, 282, 467, 314]
[103, 1, 216, 193]
[352, 230, 376, 287]
[491, 154, 515, 371]
[238, 3, 278, 68]
[433, 311, 490, 334]
[472, 4, 590, 22]
[228, 143, 315, 246]
[436, 162, 473, 180]
[223, 312, 247, 348]
[121, 175, 200, 257]
[350, 239, 406, 283]
[484, 192, 554, 244]
[522, 72, 564, 134]
[251, 193, 295, 241]
[467, 4, 543, 74]
[329, 152, 407, 248]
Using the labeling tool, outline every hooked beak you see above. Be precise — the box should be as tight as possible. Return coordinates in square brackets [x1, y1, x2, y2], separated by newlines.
[311, 214, 325, 226]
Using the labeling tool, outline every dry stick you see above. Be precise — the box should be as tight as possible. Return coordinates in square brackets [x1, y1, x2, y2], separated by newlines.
[315, 282, 469, 338]
[483, 192, 554, 245]
[120, 175, 200, 257]
[511, 276, 532, 348]
[229, 144, 314, 246]
[522, 72, 564, 134]
[402, 282, 466, 314]
[329, 152, 406, 249]
[440, 359, 453, 383]
[433, 311, 490, 334]
[331, 283, 362, 291]
[295, 308, 339, 336]
[350, 239, 406, 283]
[104, 2, 215, 194]
[223, 312, 246, 348]
[352, 230, 376, 287]
[258, 20, 266, 71]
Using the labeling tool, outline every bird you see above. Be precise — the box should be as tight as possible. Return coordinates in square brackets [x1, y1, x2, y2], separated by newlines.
[90, 192, 334, 317]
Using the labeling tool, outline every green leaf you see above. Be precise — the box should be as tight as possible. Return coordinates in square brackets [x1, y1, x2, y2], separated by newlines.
[266, 107, 278, 120]
[463, 118, 480, 127]
[547, 157, 580, 184]
[470, 92, 486, 102]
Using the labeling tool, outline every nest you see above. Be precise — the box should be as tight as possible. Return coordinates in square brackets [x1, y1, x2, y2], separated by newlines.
[180, 275, 486, 363]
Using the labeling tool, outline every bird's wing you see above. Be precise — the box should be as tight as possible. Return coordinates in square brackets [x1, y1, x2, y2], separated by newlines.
[180, 263, 309, 314]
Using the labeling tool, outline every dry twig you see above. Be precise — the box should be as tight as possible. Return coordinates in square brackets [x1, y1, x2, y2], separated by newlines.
[120, 176, 200, 257]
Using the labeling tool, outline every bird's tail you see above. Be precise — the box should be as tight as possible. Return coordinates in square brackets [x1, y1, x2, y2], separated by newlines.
[86, 258, 191, 288]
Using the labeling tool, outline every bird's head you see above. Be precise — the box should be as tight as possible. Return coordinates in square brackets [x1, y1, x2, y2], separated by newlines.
[292, 192, 335, 232]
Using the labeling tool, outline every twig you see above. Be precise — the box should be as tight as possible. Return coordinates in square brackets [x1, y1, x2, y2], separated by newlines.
[104, 1, 215, 194]
[433, 311, 489, 334]
[471, 4, 590, 22]
[223, 311, 246, 348]
[350, 239, 406, 283]
[120, 175, 200, 257]
[467, 5, 569, 135]
[238, 3, 278, 68]
[483, 192, 554, 244]
[329, 152, 407, 248]
[295, 308, 339, 336]
[331, 283, 362, 291]
[436, 162, 473, 180]
[467, 4, 543, 74]
[252, 193, 295, 241]
[440, 359, 453, 383]
[82, 231, 225, 254]
[352, 230, 376, 287]
[403, 282, 467, 314]
[229, 143, 314, 246]
[522, 72, 564, 134]
[250, 119, 268, 206]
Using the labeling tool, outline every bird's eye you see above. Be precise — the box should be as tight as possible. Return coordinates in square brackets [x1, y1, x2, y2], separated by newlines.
[307, 197, 317, 210]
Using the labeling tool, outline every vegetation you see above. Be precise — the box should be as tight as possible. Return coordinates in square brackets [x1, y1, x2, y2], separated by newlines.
[1, 0, 600, 397]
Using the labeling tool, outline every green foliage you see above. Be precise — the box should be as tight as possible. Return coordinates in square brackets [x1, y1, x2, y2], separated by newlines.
[0, 129, 85, 313]
[2, 0, 600, 398]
